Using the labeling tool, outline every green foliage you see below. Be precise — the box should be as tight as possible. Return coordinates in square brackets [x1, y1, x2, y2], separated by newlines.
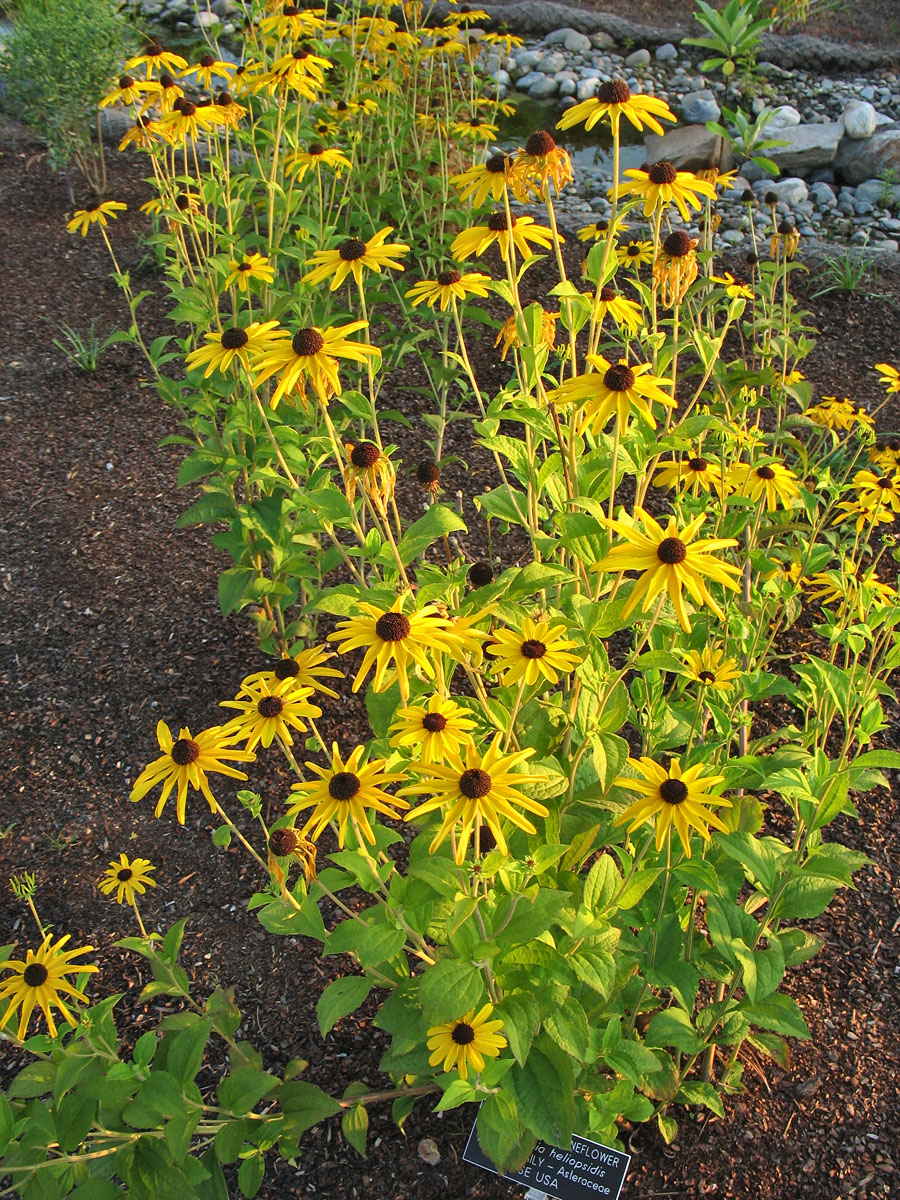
[708, 106, 789, 176]
[683, 0, 774, 76]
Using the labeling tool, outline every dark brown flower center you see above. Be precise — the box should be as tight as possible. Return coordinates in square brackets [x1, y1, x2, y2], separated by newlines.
[525, 129, 556, 157]
[755, 465, 776, 480]
[698, 670, 716, 683]
[216, 91, 234, 106]
[451, 1021, 476, 1045]
[878, 476, 893, 488]
[603, 364, 635, 392]
[468, 561, 493, 586]
[179, 101, 197, 118]
[659, 778, 688, 805]
[145, 41, 164, 57]
[375, 612, 411, 642]
[422, 712, 448, 732]
[269, 827, 299, 855]
[120, 75, 135, 89]
[336, 100, 348, 111]
[459, 768, 492, 799]
[171, 738, 201, 765]
[117, 867, 134, 881]
[274, 658, 300, 679]
[486, 153, 510, 174]
[657, 537, 687, 565]
[308, 142, 325, 155]
[600, 286, 618, 302]
[237, 262, 252, 272]
[436, 270, 461, 286]
[292, 327, 325, 356]
[351, 442, 381, 469]
[625, 243, 641, 257]
[283, 3, 301, 13]
[328, 771, 361, 801]
[293, 48, 310, 60]
[777, 220, 795, 236]
[221, 327, 248, 350]
[521, 639, 547, 659]
[487, 211, 512, 232]
[417, 460, 441, 484]
[199, 54, 216, 68]
[648, 161, 678, 185]
[663, 230, 694, 257]
[597, 79, 631, 105]
[23, 963, 49, 987]
[257, 696, 284, 717]
[160, 73, 176, 89]
[338, 237, 368, 261]
[688, 456, 708, 472]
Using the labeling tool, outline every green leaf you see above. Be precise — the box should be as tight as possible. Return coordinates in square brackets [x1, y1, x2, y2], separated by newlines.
[166, 1019, 212, 1088]
[646, 1008, 705, 1055]
[325, 918, 405, 967]
[54, 1092, 97, 1151]
[278, 1081, 341, 1140]
[176, 493, 236, 528]
[570, 949, 615, 1000]
[418, 959, 485, 1024]
[676, 1080, 725, 1117]
[657, 1111, 678, 1144]
[341, 1104, 368, 1156]
[741, 993, 810, 1039]
[477, 1089, 532, 1174]
[317, 976, 374, 1037]
[583, 854, 620, 914]
[511, 1036, 575, 1147]
[495, 993, 540, 1068]
[218, 1069, 277, 1116]
[617, 869, 661, 910]
[544, 997, 590, 1061]
[397, 504, 466, 564]
[218, 567, 256, 619]
[775, 876, 837, 920]
[238, 1153, 265, 1199]
[9, 1061, 56, 1098]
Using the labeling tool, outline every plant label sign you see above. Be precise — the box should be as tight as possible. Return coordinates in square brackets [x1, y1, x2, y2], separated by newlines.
[463, 1121, 631, 1200]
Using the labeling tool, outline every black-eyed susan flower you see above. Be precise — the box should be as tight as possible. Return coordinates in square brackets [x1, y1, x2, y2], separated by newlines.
[427, 1005, 507, 1080]
[220, 677, 321, 752]
[616, 238, 654, 269]
[547, 353, 674, 435]
[98, 854, 157, 906]
[261, 51, 329, 98]
[182, 53, 235, 91]
[268, 825, 317, 885]
[0, 934, 98, 1040]
[185, 320, 282, 378]
[451, 212, 556, 263]
[615, 756, 730, 858]
[125, 41, 187, 79]
[130, 721, 255, 825]
[253, 321, 379, 409]
[875, 362, 900, 394]
[482, 31, 524, 53]
[557, 78, 675, 136]
[224, 253, 276, 292]
[805, 396, 858, 431]
[402, 735, 548, 863]
[494, 308, 559, 362]
[681, 648, 741, 691]
[770, 219, 800, 259]
[731, 460, 801, 512]
[406, 269, 492, 312]
[594, 509, 741, 632]
[594, 285, 642, 334]
[577, 219, 628, 242]
[621, 161, 716, 221]
[118, 114, 164, 151]
[65, 200, 127, 237]
[211, 90, 247, 129]
[330, 594, 466, 702]
[653, 229, 700, 306]
[100, 74, 152, 107]
[344, 441, 396, 513]
[302, 227, 409, 291]
[512, 129, 573, 200]
[450, 154, 517, 207]
[416, 460, 442, 497]
[853, 469, 900, 513]
[158, 100, 216, 144]
[486, 617, 580, 687]
[806, 561, 897, 619]
[654, 452, 726, 496]
[241, 645, 343, 700]
[145, 71, 184, 114]
[389, 695, 478, 764]
[259, 6, 325, 38]
[286, 743, 407, 847]
[709, 272, 753, 299]
[451, 115, 499, 142]
[868, 439, 900, 472]
[286, 142, 352, 181]
[833, 498, 894, 532]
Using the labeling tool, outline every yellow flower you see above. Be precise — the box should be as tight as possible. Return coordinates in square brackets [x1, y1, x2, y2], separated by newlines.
[557, 79, 675, 136]
[450, 116, 499, 142]
[854, 469, 900, 513]
[129, 721, 255, 825]
[594, 508, 741, 632]
[770, 220, 800, 259]
[806, 561, 897, 619]
[125, 42, 188, 79]
[344, 441, 396, 514]
[681, 648, 741, 691]
[286, 743, 407, 848]
[427, 1005, 507, 1080]
[65, 201, 127, 237]
[220, 677, 321, 752]
[654, 452, 726, 497]
[331, 594, 467, 702]
[403, 735, 548, 863]
[594, 285, 642, 333]
[486, 616, 580, 687]
[240, 645, 344, 701]
[731, 460, 801, 512]
[450, 154, 517, 207]
[185, 321, 283, 379]
[302, 226, 409, 291]
[832, 499, 894, 531]
[389, 695, 478, 764]
[259, 6, 325, 38]
[615, 756, 730, 858]
[181, 54, 235, 91]
[616, 239, 654, 269]
[874, 362, 900, 393]
[224, 253, 276, 292]
[99, 73, 153, 107]
[406, 269, 492, 312]
[547, 353, 675, 436]
[494, 308, 559, 362]
[621, 162, 716, 221]
[98, 854, 157, 906]
[709, 271, 753, 299]
[252, 321, 379, 410]
[577, 219, 629, 242]
[451, 212, 556, 262]
[0, 934, 98, 1040]
[512, 129, 574, 200]
[158, 100, 216, 144]
[118, 115, 163, 151]
[805, 397, 858, 431]
[285, 143, 352, 181]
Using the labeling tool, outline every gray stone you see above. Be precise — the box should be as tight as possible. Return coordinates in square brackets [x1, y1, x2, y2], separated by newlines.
[590, 32, 616, 49]
[835, 130, 900, 184]
[644, 124, 734, 173]
[767, 105, 802, 129]
[856, 178, 889, 206]
[563, 30, 592, 54]
[140, 0, 165, 13]
[543, 27, 577, 44]
[760, 177, 809, 205]
[740, 160, 767, 183]
[98, 108, 131, 144]
[767, 121, 844, 172]
[810, 180, 838, 207]
[515, 71, 543, 91]
[807, 167, 836, 183]
[575, 78, 600, 101]
[515, 50, 543, 70]
[656, 42, 678, 61]
[559, 94, 577, 110]
[861, 85, 877, 101]
[879, 239, 900, 251]
[539, 52, 567, 73]
[882, 217, 900, 232]
[528, 75, 559, 98]
[721, 229, 745, 246]
[558, 77, 576, 97]
[850, 229, 870, 245]
[625, 48, 651, 68]
[681, 89, 720, 124]
[843, 99, 877, 140]
[853, 192, 877, 215]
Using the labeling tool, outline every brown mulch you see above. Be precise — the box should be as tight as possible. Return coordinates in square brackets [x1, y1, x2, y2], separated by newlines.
[1, 125, 899, 1200]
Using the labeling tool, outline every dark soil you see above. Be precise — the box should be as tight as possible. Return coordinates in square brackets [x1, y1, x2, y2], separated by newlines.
[1, 123, 898, 1200]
